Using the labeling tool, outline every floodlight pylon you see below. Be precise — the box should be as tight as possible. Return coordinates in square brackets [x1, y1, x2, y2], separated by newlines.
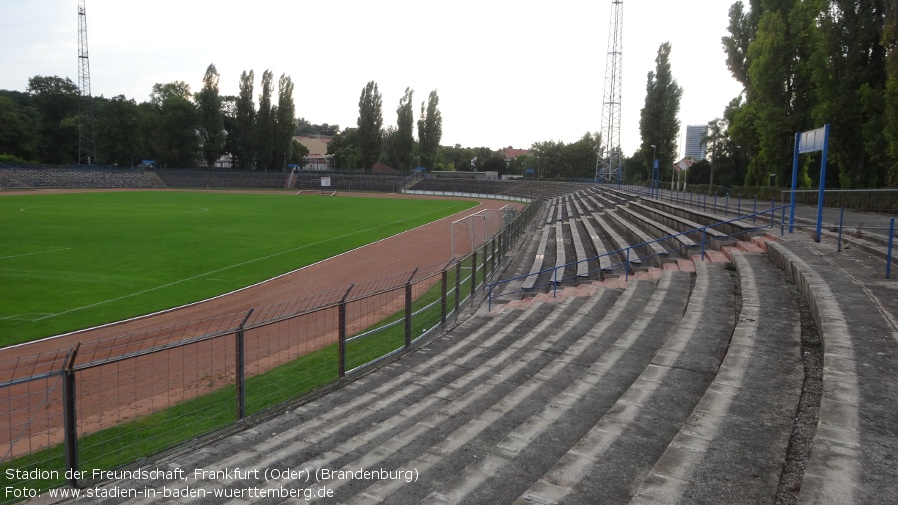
[595, 0, 623, 183]
[78, 0, 96, 166]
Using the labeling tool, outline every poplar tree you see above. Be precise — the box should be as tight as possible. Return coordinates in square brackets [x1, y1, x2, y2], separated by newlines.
[357, 81, 383, 170]
[234, 70, 256, 169]
[275, 74, 296, 170]
[255, 70, 275, 170]
[394, 87, 415, 171]
[417, 90, 442, 170]
[197, 64, 225, 168]
[639, 42, 682, 182]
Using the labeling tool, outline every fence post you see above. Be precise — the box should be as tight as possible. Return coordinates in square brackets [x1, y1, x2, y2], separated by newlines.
[753, 195, 758, 223]
[483, 242, 489, 280]
[338, 285, 353, 378]
[620, 248, 628, 281]
[471, 250, 478, 296]
[235, 308, 254, 419]
[701, 228, 707, 261]
[404, 269, 418, 348]
[63, 343, 81, 489]
[455, 261, 462, 313]
[725, 194, 730, 216]
[737, 193, 742, 216]
[440, 269, 448, 326]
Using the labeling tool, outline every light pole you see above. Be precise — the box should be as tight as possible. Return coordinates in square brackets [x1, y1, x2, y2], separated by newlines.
[709, 138, 715, 196]
[671, 157, 675, 192]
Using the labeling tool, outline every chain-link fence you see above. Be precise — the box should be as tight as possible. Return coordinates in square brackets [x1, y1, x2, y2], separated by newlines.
[0, 196, 542, 501]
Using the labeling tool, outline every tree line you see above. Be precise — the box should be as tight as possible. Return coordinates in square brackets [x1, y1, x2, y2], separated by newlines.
[608, 1, 898, 191]
[0, 65, 305, 170]
[326, 82, 445, 172]
[717, 0, 898, 189]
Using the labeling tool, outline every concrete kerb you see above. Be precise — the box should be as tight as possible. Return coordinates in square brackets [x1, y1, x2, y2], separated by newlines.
[765, 241, 861, 504]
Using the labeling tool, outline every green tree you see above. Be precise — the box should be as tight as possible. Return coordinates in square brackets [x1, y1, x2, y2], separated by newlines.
[507, 153, 537, 177]
[748, 4, 818, 186]
[275, 74, 296, 171]
[149, 81, 191, 106]
[701, 110, 751, 190]
[143, 81, 199, 167]
[160, 92, 199, 167]
[328, 127, 360, 169]
[623, 149, 647, 182]
[394, 87, 415, 171]
[234, 70, 256, 169]
[0, 96, 38, 160]
[221, 95, 238, 167]
[722, 1, 762, 90]
[482, 155, 507, 174]
[815, 0, 888, 188]
[255, 70, 275, 170]
[562, 132, 601, 179]
[885, 0, 898, 186]
[290, 138, 309, 166]
[27, 75, 79, 164]
[417, 90, 442, 169]
[639, 42, 683, 184]
[94, 95, 141, 167]
[295, 118, 339, 136]
[357, 81, 383, 170]
[530, 140, 564, 179]
[196, 64, 226, 168]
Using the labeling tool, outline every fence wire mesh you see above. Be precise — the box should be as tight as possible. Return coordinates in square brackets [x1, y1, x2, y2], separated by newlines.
[0, 196, 539, 502]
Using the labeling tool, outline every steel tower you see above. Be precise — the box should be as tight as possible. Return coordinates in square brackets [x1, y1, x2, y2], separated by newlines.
[595, 0, 623, 183]
[78, 0, 95, 165]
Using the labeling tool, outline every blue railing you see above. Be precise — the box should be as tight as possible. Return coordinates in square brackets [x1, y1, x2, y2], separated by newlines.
[486, 204, 791, 310]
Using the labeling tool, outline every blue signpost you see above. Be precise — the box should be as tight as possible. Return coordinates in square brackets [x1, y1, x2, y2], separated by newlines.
[789, 124, 831, 242]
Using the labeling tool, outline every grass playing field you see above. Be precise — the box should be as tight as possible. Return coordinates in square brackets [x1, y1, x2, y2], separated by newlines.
[0, 190, 476, 347]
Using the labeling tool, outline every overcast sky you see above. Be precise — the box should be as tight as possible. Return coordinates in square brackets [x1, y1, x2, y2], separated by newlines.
[1, 0, 744, 159]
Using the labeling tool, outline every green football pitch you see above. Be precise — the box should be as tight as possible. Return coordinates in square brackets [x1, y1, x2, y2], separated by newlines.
[0, 191, 476, 347]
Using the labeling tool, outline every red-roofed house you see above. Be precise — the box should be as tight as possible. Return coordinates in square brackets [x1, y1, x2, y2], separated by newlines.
[500, 146, 531, 162]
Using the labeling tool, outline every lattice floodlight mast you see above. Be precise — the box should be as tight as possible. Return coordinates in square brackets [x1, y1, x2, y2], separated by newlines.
[78, 0, 95, 166]
[595, 0, 623, 183]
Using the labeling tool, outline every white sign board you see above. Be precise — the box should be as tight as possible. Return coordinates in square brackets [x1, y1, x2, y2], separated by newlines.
[321, 177, 331, 187]
[798, 127, 827, 153]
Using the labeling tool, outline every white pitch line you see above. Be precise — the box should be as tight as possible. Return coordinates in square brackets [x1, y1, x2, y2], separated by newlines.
[0, 247, 71, 260]
[32, 203, 473, 322]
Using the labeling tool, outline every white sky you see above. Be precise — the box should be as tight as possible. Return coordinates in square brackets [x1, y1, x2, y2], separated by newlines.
[0, 0, 745, 159]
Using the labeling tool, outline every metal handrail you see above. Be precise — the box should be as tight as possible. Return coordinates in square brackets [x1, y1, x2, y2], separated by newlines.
[486, 204, 791, 310]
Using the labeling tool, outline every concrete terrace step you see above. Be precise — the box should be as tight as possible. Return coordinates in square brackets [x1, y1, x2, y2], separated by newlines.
[513, 261, 735, 505]
[490, 257, 724, 315]
[632, 252, 803, 505]
[766, 238, 898, 505]
[359, 271, 692, 505]
[63, 274, 652, 504]
[264, 279, 651, 504]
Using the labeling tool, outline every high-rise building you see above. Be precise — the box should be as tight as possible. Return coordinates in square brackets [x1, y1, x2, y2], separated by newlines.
[685, 124, 709, 160]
